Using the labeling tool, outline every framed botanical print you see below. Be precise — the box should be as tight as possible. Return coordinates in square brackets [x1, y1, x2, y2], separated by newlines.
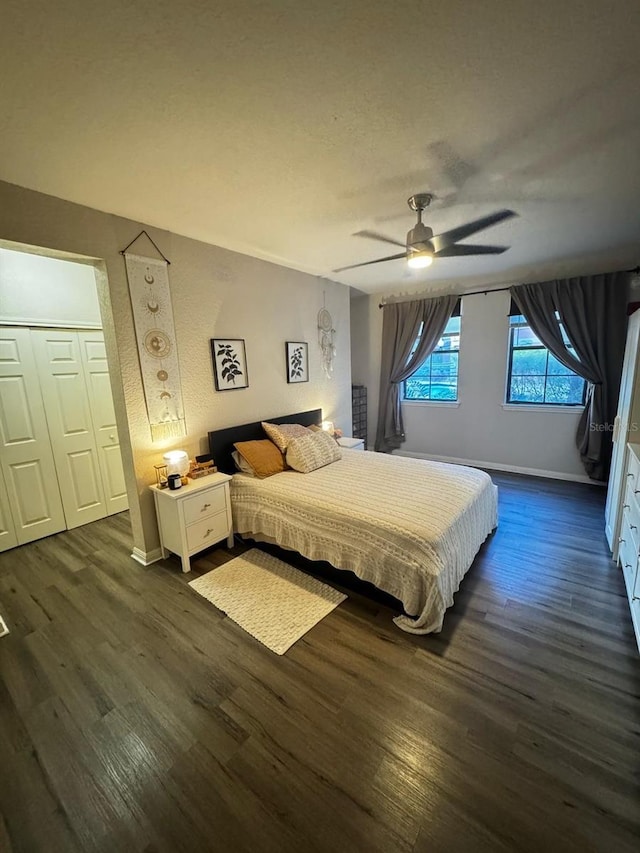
[286, 341, 309, 383]
[211, 339, 249, 390]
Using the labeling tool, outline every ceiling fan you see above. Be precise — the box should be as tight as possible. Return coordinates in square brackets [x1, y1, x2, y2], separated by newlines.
[334, 193, 516, 273]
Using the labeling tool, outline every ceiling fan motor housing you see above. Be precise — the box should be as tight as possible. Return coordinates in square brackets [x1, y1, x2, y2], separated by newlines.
[407, 222, 434, 251]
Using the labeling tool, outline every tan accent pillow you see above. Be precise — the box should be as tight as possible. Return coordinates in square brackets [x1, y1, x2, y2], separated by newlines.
[308, 423, 323, 432]
[233, 440, 286, 479]
[286, 430, 342, 473]
[261, 421, 311, 452]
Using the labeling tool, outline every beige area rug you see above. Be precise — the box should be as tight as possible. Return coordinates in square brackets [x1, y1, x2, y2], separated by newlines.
[188, 549, 347, 655]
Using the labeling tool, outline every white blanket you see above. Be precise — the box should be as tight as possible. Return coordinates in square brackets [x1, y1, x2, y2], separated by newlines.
[230, 450, 498, 634]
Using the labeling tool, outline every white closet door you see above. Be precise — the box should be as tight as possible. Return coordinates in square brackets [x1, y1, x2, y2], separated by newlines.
[32, 330, 107, 529]
[0, 328, 66, 544]
[78, 332, 128, 515]
[0, 465, 18, 552]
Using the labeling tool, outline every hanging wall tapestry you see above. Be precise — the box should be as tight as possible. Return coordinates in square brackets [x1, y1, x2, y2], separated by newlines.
[123, 250, 186, 441]
[318, 304, 336, 378]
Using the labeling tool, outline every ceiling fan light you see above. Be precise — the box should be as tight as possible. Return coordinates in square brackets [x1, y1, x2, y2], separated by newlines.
[407, 251, 433, 269]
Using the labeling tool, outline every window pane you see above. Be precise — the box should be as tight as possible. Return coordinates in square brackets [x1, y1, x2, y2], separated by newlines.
[403, 316, 460, 401]
[507, 317, 585, 405]
[509, 375, 545, 403]
[511, 347, 547, 376]
[431, 352, 458, 378]
[512, 325, 542, 348]
[434, 331, 460, 352]
[544, 375, 585, 405]
[410, 356, 432, 380]
[404, 378, 431, 399]
[431, 383, 457, 401]
[547, 353, 575, 376]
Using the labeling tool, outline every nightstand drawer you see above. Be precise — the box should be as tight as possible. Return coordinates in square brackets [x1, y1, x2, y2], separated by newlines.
[186, 511, 229, 551]
[183, 486, 227, 525]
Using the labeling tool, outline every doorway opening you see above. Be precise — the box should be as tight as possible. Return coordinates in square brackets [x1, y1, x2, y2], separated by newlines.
[0, 240, 133, 552]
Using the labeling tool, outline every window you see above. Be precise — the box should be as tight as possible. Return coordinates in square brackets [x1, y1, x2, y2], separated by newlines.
[506, 314, 586, 405]
[404, 315, 460, 401]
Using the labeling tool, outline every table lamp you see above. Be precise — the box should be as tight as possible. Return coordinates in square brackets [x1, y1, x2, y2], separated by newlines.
[163, 449, 190, 482]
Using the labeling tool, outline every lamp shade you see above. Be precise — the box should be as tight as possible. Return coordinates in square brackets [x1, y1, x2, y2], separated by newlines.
[163, 450, 189, 477]
[321, 420, 334, 433]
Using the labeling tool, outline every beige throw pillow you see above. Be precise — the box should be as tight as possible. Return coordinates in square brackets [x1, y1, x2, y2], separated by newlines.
[286, 430, 342, 473]
[233, 440, 286, 478]
[261, 421, 311, 452]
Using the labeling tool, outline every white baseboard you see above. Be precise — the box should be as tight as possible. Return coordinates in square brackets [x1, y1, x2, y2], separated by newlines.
[394, 450, 602, 485]
[131, 546, 163, 566]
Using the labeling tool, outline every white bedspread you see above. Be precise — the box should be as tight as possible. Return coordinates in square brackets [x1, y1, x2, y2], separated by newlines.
[230, 450, 498, 634]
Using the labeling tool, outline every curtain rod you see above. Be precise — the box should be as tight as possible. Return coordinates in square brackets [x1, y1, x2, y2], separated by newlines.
[378, 265, 640, 308]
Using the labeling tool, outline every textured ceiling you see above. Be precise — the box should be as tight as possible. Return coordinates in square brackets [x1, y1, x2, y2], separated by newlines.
[1, 0, 639, 294]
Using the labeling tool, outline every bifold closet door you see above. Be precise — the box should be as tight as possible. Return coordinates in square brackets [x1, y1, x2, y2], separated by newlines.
[0, 462, 18, 551]
[78, 332, 128, 515]
[0, 327, 66, 546]
[31, 329, 108, 529]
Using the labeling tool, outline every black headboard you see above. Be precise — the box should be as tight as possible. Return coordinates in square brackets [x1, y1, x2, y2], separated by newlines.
[208, 408, 323, 474]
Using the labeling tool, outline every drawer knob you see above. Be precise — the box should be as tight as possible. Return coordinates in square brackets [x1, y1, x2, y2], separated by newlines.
[628, 473, 635, 478]
[635, 490, 640, 495]
[619, 537, 626, 544]
[202, 503, 211, 511]
[632, 525, 638, 532]
[204, 528, 213, 537]
[624, 504, 631, 509]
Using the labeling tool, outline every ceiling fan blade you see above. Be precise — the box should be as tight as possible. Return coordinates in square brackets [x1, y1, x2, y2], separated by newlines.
[431, 210, 516, 253]
[333, 252, 407, 273]
[353, 230, 406, 249]
[434, 244, 509, 257]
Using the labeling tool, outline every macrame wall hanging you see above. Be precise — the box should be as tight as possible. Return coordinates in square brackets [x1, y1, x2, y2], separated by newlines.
[121, 231, 186, 442]
[318, 292, 336, 379]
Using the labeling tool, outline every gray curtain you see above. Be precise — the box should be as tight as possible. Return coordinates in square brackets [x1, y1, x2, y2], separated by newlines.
[511, 272, 630, 481]
[375, 294, 458, 452]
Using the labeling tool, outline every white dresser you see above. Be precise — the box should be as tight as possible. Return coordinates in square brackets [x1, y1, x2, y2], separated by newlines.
[617, 443, 640, 651]
[151, 473, 233, 573]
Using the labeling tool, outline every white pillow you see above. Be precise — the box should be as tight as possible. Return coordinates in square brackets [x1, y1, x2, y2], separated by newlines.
[286, 430, 341, 473]
[231, 450, 255, 476]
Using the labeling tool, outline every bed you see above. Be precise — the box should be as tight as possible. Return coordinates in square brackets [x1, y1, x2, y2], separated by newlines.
[209, 409, 498, 634]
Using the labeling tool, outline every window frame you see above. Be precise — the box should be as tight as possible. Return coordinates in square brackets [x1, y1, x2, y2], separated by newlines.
[505, 315, 587, 408]
[402, 314, 461, 403]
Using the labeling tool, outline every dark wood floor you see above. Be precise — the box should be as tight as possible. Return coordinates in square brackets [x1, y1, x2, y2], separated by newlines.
[0, 472, 638, 852]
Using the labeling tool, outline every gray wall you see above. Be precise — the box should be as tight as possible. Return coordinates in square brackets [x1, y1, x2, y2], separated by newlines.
[0, 180, 351, 558]
[351, 288, 588, 480]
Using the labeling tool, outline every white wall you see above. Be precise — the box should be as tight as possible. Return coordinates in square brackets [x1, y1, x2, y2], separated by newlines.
[0, 248, 101, 327]
[351, 288, 587, 480]
[0, 180, 351, 559]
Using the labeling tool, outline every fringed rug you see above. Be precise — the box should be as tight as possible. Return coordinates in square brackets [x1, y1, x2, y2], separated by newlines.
[188, 548, 346, 654]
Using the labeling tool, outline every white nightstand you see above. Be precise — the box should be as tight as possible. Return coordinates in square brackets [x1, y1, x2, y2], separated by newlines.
[151, 473, 233, 573]
[337, 436, 365, 451]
